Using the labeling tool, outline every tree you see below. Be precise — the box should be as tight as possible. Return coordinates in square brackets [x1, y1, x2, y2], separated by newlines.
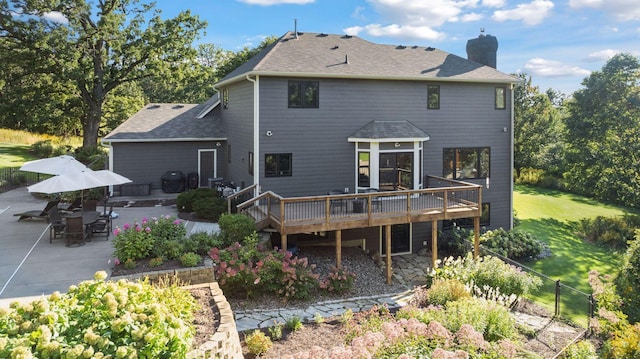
[0, 0, 206, 147]
[615, 231, 640, 323]
[215, 36, 278, 80]
[513, 73, 565, 177]
[564, 53, 640, 207]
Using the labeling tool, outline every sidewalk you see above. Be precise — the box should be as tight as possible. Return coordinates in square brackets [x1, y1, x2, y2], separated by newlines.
[0, 187, 213, 307]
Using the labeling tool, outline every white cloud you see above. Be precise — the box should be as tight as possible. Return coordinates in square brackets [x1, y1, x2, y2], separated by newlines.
[482, 0, 506, 7]
[570, 0, 640, 21]
[366, 0, 466, 27]
[344, 23, 446, 41]
[584, 49, 621, 62]
[461, 12, 483, 22]
[492, 0, 554, 25]
[237, 0, 314, 5]
[524, 57, 591, 78]
[351, 6, 366, 20]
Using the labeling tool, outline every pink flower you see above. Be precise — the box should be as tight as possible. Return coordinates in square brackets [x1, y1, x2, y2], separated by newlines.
[114, 258, 120, 265]
[123, 223, 131, 230]
[135, 227, 141, 232]
[142, 217, 148, 224]
[145, 227, 151, 233]
[113, 227, 121, 236]
[173, 219, 181, 225]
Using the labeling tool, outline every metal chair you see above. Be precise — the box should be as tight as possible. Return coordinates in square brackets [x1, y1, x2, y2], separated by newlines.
[91, 204, 113, 240]
[329, 190, 347, 213]
[47, 206, 65, 243]
[363, 188, 382, 212]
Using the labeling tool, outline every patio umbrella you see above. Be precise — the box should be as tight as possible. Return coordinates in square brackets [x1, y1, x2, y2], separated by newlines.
[27, 169, 131, 198]
[20, 155, 89, 175]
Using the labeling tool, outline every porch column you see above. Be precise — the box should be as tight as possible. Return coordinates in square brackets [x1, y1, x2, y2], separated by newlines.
[281, 234, 288, 254]
[336, 230, 342, 269]
[385, 225, 392, 285]
[431, 220, 438, 268]
[474, 216, 480, 258]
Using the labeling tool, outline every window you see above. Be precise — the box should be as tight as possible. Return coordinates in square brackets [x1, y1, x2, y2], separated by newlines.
[427, 85, 440, 109]
[495, 87, 506, 109]
[443, 203, 490, 229]
[288, 80, 319, 108]
[248, 152, 253, 175]
[265, 153, 292, 177]
[358, 152, 370, 187]
[222, 88, 229, 109]
[443, 147, 490, 179]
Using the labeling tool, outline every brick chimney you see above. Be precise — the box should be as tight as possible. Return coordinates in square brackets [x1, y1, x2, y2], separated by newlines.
[466, 29, 498, 69]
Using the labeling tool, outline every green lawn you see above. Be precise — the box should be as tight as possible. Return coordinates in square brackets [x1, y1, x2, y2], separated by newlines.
[514, 184, 637, 326]
[0, 142, 37, 168]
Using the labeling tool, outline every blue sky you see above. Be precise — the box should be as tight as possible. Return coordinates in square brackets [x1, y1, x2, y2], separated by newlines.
[155, 0, 640, 95]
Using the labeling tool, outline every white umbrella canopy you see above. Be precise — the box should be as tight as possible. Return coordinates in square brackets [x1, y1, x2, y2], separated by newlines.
[20, 155, 89, 175]
[27, 170, 132, 194]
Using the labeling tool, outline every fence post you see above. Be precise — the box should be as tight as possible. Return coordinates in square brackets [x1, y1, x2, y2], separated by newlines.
[555, 280, 561, 317]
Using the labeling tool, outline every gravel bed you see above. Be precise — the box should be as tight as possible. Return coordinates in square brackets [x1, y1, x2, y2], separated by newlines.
[228, 245, 410, 312]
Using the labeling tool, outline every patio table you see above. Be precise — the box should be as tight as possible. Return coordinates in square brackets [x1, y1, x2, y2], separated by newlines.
[62, 211, 99, 246]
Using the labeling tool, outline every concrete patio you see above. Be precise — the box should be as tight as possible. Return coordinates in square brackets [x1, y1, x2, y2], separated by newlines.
[0, 187, 199, 307]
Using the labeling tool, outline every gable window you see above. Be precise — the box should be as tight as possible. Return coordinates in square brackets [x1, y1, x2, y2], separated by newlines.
[443, 147, 490, 179]
[427, 85, 440, 109]
[265, 153, 292, 177]
[288, 80, 319, 108]
[222, 88, 229, 109]
[495, 87, 506, 109]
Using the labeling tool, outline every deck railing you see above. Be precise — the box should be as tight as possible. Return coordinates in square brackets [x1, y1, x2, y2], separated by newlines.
[235, 176, 481, 234]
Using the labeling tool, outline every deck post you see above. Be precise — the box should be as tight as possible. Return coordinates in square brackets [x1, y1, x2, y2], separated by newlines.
[336, 230, 342, 269]
[473, 216, 480, 258]
[431, 220, 438, 268]
[281, 233, 288, 254]
[385, 225, 392, 285]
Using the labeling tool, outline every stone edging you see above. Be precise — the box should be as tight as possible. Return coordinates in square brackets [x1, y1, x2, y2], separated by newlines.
[185, 282, 243, 359]
[109, 258, 215, 285]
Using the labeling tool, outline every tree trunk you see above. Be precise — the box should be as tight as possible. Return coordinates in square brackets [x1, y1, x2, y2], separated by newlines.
[82, 100, 102, 148]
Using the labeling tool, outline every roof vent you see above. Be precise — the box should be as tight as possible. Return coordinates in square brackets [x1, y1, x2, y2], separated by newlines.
[396, 45, 406, 49]
[425, 47, 435, 51]
[172, 105, 185, 109]
[148, 105, 161, 109]
[317, 33, 328, 37]
[412, 45, 419, 49]
[331, 45, 339, 50]
[341, 35, 352, 39]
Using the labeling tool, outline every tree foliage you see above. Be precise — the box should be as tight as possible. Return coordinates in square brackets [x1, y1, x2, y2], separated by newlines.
[513, 72, 566, 177]
[564, 53, 640, 208]
[0, 0, 206, 147]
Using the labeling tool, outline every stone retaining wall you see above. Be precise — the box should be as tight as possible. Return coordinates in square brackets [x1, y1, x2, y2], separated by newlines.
[186, 282, 243, 359]
[110, 258, 215, 285]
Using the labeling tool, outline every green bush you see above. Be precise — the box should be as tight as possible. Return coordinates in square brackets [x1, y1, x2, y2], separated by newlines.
[319, 266, 356, 294]
[615, 232, 640, 323]
[439, 227, 474, 257]
[177, 188, 218, 213]
[430, 254, 542, 301]
[30, 140, 60, 158]
[561, 340, 598, 359]
[575, 215, 640, 249]
[245, 330, 272, 356]
[179, 252, 202, 267]
[74, 146, 107, 170]
[423, 279, 471, 306]
[515, 167, 565, 190]
[0, 272, 198, 358]
[112, 215, 186, 262]
[480, 227, 543, 259]
[155, 239, 184, 260]
[149, 257, 164, 267]
[193, 196, 226, 221]
[285, 316, 303, 332]
[218, 213, 257, 247]
[184, 232, 224, 255]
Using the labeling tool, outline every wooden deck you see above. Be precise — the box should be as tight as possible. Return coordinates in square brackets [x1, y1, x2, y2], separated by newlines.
[234, 176, 482, 235]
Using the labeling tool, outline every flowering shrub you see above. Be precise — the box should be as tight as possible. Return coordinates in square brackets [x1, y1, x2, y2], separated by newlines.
[320, 266, 356, 294]
[429, 254, 542, 301]
[209, 234, 319, 300]
[112, 215, 187, 262]
[0, 272, 198, 358]
[245, 330, 273, 355]
[480, 227, 543, 259]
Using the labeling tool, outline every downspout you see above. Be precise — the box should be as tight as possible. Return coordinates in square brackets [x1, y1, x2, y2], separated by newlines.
[246, 75, 260, 195]
[100, 139, 115, 195]
[509, 83, 515, 229]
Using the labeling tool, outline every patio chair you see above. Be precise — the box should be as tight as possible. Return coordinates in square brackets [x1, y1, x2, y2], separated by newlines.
[363, 188, 382, 212]
[329, 190, 347, 213]
[47, 206, 65, 243]
[59, 197, 81, 212]
[90, 204, 113, 240]
[13, 199, 60, 221]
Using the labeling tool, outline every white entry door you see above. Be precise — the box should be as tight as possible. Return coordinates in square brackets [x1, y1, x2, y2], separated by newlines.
[198, 149, 217, 187]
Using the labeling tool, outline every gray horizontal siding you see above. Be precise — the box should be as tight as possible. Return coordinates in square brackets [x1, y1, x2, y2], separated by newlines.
[221, 81, 255, 189]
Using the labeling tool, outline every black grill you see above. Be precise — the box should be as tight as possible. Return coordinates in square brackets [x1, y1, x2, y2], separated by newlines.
[161, 171, 185, 193]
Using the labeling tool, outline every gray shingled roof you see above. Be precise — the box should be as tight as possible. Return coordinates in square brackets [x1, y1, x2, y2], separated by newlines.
[348, 121, 430, 141]
[103, 97, 225, 142]
[219, 32, 518, 85]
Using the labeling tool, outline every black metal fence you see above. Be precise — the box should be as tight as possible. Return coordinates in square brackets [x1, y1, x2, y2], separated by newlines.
[0, 167, 46, 191]
[475, 244, 595, 329]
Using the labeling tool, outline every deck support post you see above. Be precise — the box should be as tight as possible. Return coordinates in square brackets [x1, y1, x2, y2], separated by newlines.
[473, 216, 480, 258]
[336, 230, 342, 269]
[281, 233, 288, 254]
[385, 225, 392, 285]
[431, 220, 438, 268]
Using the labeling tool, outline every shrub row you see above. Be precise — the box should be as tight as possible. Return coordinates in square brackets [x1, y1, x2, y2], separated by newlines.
[0, 272, 198, 358]
[177, 188, 226, 221]
[574, 215, 640, 249]
[480, 227, 544, 259]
